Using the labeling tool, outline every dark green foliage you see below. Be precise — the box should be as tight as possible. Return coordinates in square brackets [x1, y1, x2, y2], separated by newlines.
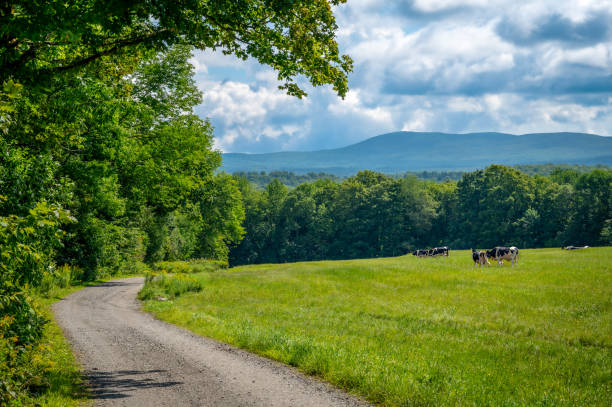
[194, 174, 245, 261]
[234, 171, 342, 189]
[2, 0, 351, 98]
[231, 171, 437, 264]
[563, 170, 612, 246]
[454, 165, 534, 247]
[0, 202, 71, 403]
[231, 165, 612, 265]
[515, 163, 611, 177]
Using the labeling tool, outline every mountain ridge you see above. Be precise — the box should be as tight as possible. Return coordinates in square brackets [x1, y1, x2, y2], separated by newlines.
[220, 131, 612, 175]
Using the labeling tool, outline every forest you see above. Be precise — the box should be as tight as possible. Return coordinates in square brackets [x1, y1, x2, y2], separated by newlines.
[230, 165, 612, 265]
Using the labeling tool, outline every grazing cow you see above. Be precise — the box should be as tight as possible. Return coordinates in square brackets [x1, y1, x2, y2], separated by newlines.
[563, 245, 589, 250]
[430, 246, 449, 257]
[412, 249, 429, 258]
[486, 246, 519, 266]
[471, 248, 490, 267]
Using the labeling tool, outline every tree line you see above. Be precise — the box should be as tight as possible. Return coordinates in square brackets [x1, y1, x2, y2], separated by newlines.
[233, 164, 611, 189]
[230, 165, 612, 265]
[232, 171, 342, 189]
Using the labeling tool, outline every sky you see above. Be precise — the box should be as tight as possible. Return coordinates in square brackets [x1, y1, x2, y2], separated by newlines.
[190, 0, 612, 153]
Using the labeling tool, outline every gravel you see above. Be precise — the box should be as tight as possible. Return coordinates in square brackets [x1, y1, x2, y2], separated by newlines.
[53, 277, 370, 407]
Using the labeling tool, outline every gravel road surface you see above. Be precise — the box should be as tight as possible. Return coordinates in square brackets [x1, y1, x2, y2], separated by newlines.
[53, 277, 370, 407]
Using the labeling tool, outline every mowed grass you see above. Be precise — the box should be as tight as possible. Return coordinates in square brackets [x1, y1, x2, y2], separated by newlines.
[142, 248, 612, 406]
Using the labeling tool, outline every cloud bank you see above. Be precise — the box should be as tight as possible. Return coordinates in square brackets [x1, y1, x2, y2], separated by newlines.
[190, 0, 612, 153]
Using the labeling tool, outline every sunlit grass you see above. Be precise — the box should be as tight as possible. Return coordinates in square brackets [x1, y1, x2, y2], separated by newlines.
[139, 272, 203, 300]
[143, 248, 612, 406]
[24, 285, 91, 407]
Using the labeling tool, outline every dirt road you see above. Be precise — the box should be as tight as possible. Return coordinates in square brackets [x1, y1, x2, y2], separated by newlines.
[53, 277, 369, 406]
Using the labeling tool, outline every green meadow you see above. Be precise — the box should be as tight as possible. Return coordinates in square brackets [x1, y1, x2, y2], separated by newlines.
[142, 248, 612, 406]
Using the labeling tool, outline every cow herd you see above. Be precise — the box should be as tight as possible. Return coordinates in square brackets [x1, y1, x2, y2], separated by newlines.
[411, 244, 591, 267]
[411, 246, 520, 267]
[412, 246, 449, 257]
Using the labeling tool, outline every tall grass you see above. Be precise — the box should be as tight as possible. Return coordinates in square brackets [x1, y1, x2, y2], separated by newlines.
[139, 272, 203, 300]
[37, 265, 84, 296]
[152, 259, 227, 274]
[142, 247, 612, 406]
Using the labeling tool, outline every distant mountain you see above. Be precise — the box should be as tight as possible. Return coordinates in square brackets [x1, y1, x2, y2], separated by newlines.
[220, 132, 612, 175]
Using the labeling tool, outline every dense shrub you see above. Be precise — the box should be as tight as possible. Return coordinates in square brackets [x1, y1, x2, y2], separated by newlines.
[0, 293, 47, 405]
[39, 266, 70, 294]
[0, 201, 73, 403]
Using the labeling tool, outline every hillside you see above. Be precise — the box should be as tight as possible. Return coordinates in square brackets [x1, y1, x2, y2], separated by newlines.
[221, 131, 612, 175]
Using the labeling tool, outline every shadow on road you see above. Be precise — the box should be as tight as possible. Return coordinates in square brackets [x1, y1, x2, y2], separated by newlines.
[96, 280, 141, 288]
[85, 369, 182, 400]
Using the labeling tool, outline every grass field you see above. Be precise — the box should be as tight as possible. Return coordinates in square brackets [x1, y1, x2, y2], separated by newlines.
[142, 248, 612, 406]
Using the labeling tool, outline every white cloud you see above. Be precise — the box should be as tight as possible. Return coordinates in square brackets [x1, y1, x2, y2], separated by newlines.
[188, 55, 208, 74]
[447, 97, 484, 113]
[196, 80, 309, 152]
[189, 0, 611, 153]
[202, 81, 298, 123]
[412, 0, 489, 13]
[402, 109, 434, 132]
[484, 94, 503, 111]
[191, 49, 248, 69]
[563, 44, 612, 69]
[328, 90, 393, 124]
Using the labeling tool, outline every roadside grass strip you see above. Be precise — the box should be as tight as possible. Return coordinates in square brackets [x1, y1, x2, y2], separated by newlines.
[142, 248, 612, 406]
[32, 289, 89, 406]
[6, 285, 91, 407]
[14, 274, 142, 406]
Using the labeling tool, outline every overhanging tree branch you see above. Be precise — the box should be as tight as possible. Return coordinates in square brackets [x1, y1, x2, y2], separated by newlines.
[53, 30, 171, 73]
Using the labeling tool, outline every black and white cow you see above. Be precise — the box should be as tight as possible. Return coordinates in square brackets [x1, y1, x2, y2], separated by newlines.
[412, 249, 429, 258]
[471, 248, 489, 267]
[486, 246, 519, 266]
[430, 246, 449, 257]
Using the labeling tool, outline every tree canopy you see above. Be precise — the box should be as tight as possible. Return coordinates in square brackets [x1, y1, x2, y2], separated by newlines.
[1, 0, 352, 97]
